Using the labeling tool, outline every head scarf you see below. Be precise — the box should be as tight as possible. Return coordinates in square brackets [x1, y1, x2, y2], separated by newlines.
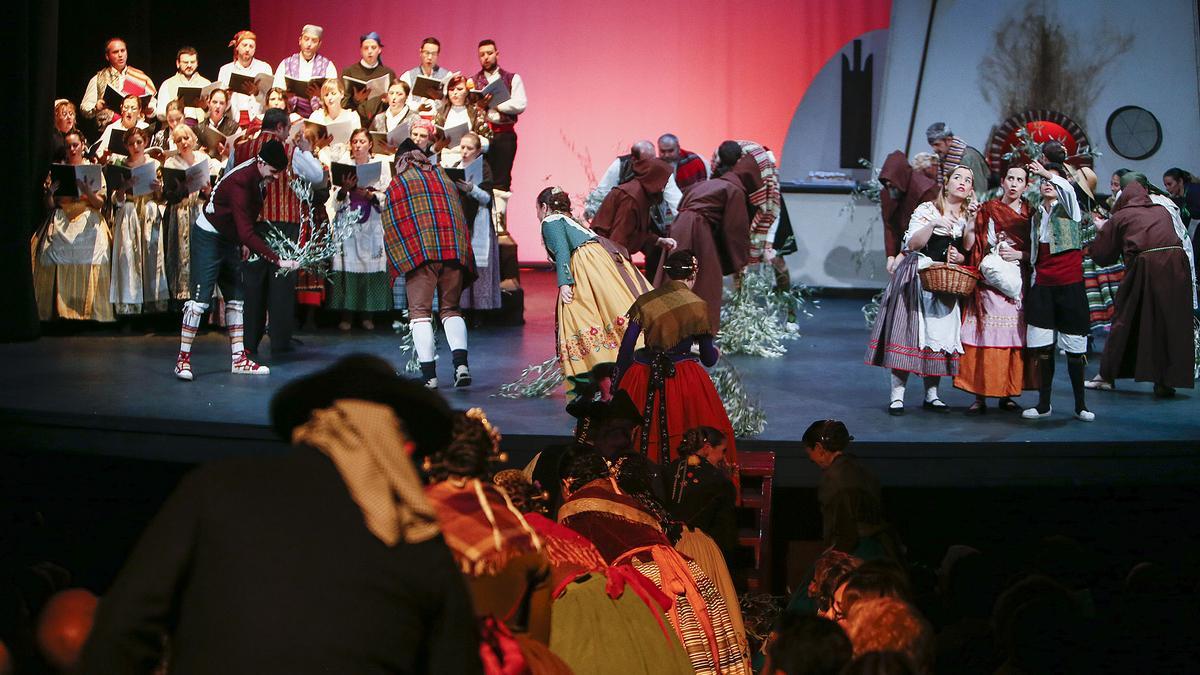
[291, 399, 441, 546]
[360, 31, 383, 46]
[228, 30, 256, 49]
[301, 24, 324, 38]
[393, 147, 431, 176]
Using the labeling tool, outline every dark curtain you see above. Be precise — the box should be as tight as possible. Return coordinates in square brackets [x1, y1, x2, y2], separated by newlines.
[2, 1, 59, 342]
[3, 1, 249, 342]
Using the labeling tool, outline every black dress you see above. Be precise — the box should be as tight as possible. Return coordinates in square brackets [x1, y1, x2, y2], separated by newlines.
[666, 456, 737, 558]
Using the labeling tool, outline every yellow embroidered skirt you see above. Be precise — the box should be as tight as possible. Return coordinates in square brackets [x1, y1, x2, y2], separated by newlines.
[557, 241, 647, 379]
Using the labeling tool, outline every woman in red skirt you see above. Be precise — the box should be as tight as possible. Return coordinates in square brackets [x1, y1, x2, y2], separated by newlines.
[616, 250, 736, 466]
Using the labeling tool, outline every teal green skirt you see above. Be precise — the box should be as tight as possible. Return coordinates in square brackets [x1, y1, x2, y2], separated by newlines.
[327, 271, 392, 312]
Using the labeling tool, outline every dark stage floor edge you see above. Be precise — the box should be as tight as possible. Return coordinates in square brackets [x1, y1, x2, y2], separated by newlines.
[3, 271, 1198, 488]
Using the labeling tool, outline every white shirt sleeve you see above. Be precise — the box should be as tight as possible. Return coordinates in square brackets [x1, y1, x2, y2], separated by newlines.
[291, 147, 325, 184]
[322, 61, 338, 80]
[597, 159, 621, 194]
[1048, 174, 1080, 221]
[495, 73, 527, 116]
[155, 77, 173, 120]
[663, 174, 681, 212]
[902, 202, 939, 252]
[81, 74, 101, 116]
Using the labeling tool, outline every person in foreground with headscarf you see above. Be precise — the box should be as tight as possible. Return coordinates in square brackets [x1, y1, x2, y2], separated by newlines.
[539, 186, 650, 389]
[423, 409, 570, 674]
[556, 447, 750, 675]
[80, 355, 481, 674]
[1088, 174, 1195, 398]
[590, 156, 679, 264]
[382, 148, 477, 389]
[617, 250, 737, 466]
[615, 452, 752, 672]
[493, 469, 695, 675]
[657, 145, 763, 333]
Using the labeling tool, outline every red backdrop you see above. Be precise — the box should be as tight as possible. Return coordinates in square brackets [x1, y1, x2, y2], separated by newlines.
[249, 0, 890, 260]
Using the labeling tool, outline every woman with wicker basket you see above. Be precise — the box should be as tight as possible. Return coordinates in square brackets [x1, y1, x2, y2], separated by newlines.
[865, 165, 976, 415]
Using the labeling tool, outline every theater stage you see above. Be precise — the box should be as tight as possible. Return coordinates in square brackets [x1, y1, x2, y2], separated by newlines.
[2, 271, 1198, 489]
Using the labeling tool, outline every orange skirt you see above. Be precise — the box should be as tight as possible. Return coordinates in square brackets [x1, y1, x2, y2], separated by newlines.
[953, 345, 1023, 397]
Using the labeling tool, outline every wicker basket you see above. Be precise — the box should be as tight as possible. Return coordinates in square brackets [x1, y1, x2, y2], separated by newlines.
[919, 262, 981, 297]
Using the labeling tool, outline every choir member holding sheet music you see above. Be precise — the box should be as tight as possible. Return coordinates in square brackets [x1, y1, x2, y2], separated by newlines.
[275, 24, 338, 118]
[218, 31, 274, 125]
[433, 76, 491, 163]
[162, 125, 214, 302]
[471, 39, 526, 230]
[108, 126, 171, 315]
[196, 89, 239, 161]
[97, 95, 150, 160]
[341, 31, 397, 128]
[399, 37, 452, 118]
[35, 129, 114, 322]
[149, 100, 186, 157]
[328, 128, 393, 330]
[156, 47, 211, 123]
[369, 81, 419, 155]
[451, 132, 501, 313]
[81, 38, 157, 130]
[309, 79, 361, 160]
[52, 100, 81, 162]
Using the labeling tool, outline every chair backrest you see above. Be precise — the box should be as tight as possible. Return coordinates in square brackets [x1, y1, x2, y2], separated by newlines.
[736, 450, 776, 592]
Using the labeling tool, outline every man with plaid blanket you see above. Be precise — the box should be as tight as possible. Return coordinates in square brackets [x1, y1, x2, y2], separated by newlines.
[382, 149, 477, 388]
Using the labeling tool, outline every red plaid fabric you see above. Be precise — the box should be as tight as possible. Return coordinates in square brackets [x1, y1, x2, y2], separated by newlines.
[738, 141, 781, 264]
[674, 151, 708, 192]
[381, 160, 472, 275]
[233, 132, 303, 223]
[425, 480, 541, 576]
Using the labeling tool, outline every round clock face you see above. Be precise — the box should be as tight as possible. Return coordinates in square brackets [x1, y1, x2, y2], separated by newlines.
[1106, 106, 1162, 160]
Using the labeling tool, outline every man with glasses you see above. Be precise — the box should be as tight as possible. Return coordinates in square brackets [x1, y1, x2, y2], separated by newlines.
[173, 140, 300, 381]
[399, 37, 451, 118]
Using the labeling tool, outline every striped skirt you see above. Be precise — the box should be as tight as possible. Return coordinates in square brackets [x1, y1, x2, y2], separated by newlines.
[865, 254, 959, 376]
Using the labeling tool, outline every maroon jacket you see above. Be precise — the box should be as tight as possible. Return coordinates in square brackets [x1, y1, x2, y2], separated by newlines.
[204, 158, 279, 263]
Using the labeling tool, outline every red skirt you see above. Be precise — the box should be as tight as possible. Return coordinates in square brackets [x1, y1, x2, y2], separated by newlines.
[619, 359, 737, 465]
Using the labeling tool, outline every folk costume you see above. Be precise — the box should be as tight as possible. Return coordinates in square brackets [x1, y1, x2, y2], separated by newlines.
[954, 198, 1034, 399]
[425, 479, 568, 675]
[471, 64, 527, 233]
[590, 158, 674, 260]
[865, 201, 967, 411]
[109, 157, 170, 314]
[328, 151, 393, 314]
[162, 150, 215, 301]
[381, 150, 476, 387]
[616, 281, 736, 466]
[173, 143, 288, 380]
[656, 154, 763, 333]
[32, 164, 115, 321]
[81, 63, 157, 129]
[558, 480, 749, 675]
[1023, 173, 1093, 420]
[232, 132, 325, 354]
[274, 51, 337, 118]
[340, 58, 397, 128]
[542, 209, 650, 382]
[453, 156, 502, 311]
[1091, 180, 1195, 392]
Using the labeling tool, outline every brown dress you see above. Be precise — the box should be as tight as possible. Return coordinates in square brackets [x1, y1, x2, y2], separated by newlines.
[591, 158, 673, 258]
[654, 155, 763, 333]
[878, 150, 938, 259]
[1090, 182, 1195, 388]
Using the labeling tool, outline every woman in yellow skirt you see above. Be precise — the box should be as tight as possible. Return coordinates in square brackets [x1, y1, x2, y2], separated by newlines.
[34, 129, 115, 322]
[538, 187, 651, 382]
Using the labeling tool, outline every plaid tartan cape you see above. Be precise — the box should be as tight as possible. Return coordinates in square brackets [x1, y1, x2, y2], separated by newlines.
[425, 480, 542, 576]
[627, 281, 712, 350]
[381, 159, 475, 279]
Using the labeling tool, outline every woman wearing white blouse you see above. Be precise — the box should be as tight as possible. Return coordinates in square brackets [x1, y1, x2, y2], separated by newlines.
[328, 128, 393, 330]
[162, 125, 213, 302]
[109, 126, 170, 315]
[35, 129, 115, 321]
[433, 76, 491, 166]
[309, 79, 361, 160]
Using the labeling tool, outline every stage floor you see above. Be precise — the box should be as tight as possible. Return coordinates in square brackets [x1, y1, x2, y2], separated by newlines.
[2, 271, 1197, 487]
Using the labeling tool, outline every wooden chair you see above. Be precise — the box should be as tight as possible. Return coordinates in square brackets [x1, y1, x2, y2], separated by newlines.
[736, 450, 776, 592]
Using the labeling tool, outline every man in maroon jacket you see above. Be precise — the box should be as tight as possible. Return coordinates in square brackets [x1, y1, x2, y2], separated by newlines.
[174, 140, 299, 381]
